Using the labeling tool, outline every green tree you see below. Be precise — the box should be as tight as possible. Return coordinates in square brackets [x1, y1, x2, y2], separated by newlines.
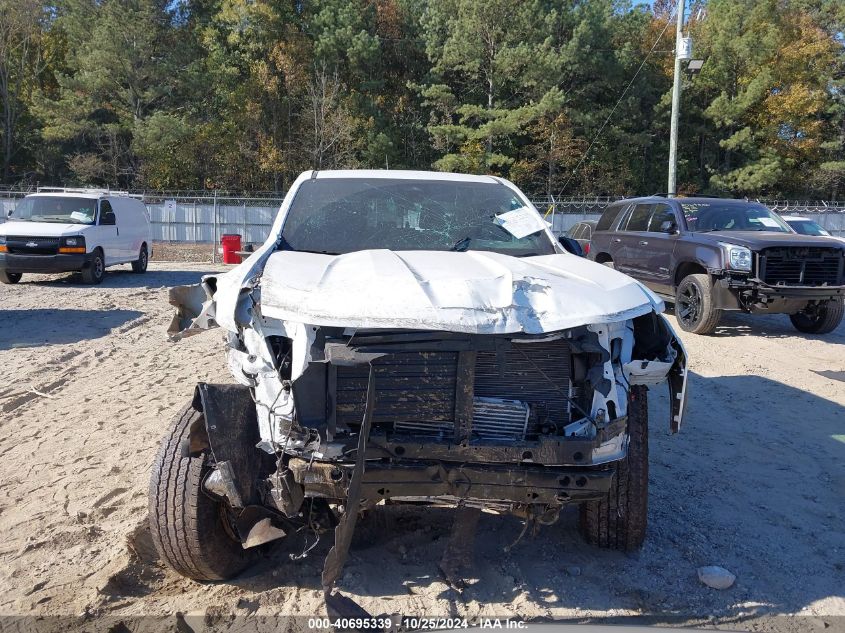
[0, 0, 49, 183]
[691, 0, 837, 196]
[38, 0, 193, 186]
[419, 0, 564, 173]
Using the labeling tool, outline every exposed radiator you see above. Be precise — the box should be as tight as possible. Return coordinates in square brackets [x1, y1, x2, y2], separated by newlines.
[474, 339, 572, 431]
[334, 338, 573, 441]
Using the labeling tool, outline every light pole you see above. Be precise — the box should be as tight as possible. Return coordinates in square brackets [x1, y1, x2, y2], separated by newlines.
[667, 0, 686, 197]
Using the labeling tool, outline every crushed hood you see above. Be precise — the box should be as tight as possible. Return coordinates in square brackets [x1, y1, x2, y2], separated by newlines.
[258, 249, 662, 334]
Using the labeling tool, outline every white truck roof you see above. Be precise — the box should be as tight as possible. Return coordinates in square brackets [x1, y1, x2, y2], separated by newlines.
[311, 169, 500, 183]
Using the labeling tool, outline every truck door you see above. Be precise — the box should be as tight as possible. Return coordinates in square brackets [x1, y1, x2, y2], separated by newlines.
[642, 203, 680, 294]
[97, 200, 122, 264]
[613, 203, 653, 277]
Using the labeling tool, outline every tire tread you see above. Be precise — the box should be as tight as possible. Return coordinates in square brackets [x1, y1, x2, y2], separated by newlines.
[148, 404, 255, 581]
[579, 385, 648, 551]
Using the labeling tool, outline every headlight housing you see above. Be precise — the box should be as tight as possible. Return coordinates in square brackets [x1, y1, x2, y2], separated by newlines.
[59, 235, 86, 253]
[720, 242, 752, 271]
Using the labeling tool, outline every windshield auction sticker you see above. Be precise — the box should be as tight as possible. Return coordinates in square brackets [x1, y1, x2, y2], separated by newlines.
[494, 207, 546, 239]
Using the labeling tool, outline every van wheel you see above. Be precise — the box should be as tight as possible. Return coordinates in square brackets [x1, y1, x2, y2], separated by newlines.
[149, 403, 260, 581]
[579, 385, 648, 551]
[675, 274, 722, 334]
[81, 249, 105, 284]
[0, 271, 22, 284]
[789, 298, 844, 334]
[132, 245, 148, 273]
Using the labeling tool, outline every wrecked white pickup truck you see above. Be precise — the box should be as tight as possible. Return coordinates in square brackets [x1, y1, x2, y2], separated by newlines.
[150, 170, 688, 589]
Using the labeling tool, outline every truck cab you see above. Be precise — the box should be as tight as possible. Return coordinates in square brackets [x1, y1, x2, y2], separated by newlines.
[0, 188, 152, 284]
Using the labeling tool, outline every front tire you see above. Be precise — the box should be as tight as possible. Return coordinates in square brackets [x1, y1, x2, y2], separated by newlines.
[675, 273, 722, 334]
[789, 298, 844, 334]
[149, 403, 258, 581]
[81, 249, 105, 284]
[131, 245, 148, 273]
[0, 271, 22, 284]
[579, 385, 648, 551]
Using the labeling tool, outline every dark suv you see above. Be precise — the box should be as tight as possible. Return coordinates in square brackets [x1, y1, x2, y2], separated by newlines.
[590, 196, 845, 335]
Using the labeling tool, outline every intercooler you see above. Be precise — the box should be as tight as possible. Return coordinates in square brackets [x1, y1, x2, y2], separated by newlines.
[333, 339, 573, 441]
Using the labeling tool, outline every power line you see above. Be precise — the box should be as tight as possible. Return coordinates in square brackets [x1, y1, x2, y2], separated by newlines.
[556, 5, 678, 196]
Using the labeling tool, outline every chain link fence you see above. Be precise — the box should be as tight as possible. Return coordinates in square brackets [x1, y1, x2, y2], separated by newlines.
[2, 189, 843, 259]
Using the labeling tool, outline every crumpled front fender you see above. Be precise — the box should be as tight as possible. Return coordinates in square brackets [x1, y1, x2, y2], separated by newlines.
[623, 313, 688, 433]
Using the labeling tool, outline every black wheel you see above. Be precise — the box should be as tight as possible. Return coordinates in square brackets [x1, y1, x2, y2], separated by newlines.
[601, 259, 615, 270]
[131, 244, 148, 273]
[675, 273, 722, 334]
[81, 249, 105, 284]
[149, 403, 259, 581]
[789, 298, 844, 335]
[0, 271, 22, 284]
[579, 385, 648, 551]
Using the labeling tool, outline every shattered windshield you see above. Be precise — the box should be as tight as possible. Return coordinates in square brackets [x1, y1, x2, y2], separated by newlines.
[681, 202, 790, 233]
[279, 178, 556, 256]
[9, 196, 97, 224]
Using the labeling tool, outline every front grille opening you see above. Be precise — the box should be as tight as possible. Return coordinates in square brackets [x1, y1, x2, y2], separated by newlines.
[335, 351, 458, 432]
[5, 236, 61, 255]
[761, 247, 843, 286]
[334, 338, 578, 442]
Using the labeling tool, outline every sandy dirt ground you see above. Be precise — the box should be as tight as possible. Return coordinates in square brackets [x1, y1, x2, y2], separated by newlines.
[0, 262, 843, 632]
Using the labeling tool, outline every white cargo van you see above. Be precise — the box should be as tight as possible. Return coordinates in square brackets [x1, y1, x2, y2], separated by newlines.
[0, 188, 152, 284]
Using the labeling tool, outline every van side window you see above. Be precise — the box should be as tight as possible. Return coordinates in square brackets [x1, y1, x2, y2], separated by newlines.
[624, 204, 653, 231]
[648, 204, 676, 232]
[596, 204, 625, 231]
[99, 200, 116, 225]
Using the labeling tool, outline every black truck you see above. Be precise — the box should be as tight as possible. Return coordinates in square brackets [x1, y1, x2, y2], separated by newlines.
[589, 196, 845, 335]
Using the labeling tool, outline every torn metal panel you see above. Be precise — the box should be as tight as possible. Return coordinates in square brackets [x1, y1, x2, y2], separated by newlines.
[668, 335, 689, 433]
[204, 462, 244, 508]
[167, 279, 218, 340]
[624, 360, 674, 386]
[242, 518, 286, 549]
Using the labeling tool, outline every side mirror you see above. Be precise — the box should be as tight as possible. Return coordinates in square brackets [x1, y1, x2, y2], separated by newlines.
[558, 235, 584, 257]
[660, 220, 679, 234]
[101, 211, 116, 226]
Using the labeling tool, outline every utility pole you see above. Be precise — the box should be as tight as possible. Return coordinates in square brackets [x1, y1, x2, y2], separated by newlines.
[667, 0, 686, 197]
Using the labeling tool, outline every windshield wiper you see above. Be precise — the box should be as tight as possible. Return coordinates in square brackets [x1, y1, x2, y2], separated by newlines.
[450, 237, 471, 252]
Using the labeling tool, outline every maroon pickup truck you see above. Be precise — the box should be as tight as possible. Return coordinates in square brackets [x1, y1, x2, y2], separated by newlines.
[589, 196, 845, 335]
